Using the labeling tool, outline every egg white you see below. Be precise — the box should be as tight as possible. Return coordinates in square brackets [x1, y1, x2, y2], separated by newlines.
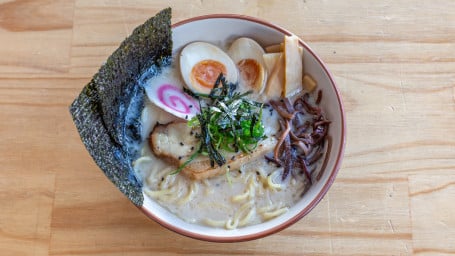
[179, 41, 238, 94]
[227, 37, 267, 95]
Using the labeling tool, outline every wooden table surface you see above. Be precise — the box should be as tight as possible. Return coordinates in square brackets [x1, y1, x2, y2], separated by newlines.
[1, 0, 454, 255]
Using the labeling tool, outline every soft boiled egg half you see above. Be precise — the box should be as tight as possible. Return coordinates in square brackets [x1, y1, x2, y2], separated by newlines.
[227, 37, 267, 95]
[179, 42, 238, 94]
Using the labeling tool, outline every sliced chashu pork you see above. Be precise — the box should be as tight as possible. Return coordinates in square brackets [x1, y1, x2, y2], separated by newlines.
[150, 122, 277, 180]
[150, 122, 199, 165]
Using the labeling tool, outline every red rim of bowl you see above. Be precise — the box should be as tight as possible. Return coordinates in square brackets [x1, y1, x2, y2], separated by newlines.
[138, 13, 346, 243]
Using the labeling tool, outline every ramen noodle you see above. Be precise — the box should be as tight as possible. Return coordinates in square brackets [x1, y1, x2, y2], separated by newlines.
[134, 37, 328, 229]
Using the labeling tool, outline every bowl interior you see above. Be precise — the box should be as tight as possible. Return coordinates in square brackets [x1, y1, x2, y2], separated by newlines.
[140, 15, 345, 242]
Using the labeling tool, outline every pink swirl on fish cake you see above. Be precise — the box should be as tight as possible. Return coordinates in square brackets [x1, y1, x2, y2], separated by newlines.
[157, 84, 199, 116]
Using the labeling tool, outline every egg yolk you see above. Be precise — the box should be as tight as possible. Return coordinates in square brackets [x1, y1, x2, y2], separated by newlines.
[191, 60, 227, 88]
[237, 59, 260, 89]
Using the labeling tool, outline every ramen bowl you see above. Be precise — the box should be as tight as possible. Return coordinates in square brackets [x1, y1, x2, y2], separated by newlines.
[136, 14, 346, 242]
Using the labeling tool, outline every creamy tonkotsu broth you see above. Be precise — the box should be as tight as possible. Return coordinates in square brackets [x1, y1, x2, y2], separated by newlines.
[134, 38, 327, 229]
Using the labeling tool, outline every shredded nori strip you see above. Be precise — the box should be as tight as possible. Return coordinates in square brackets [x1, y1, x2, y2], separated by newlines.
[69, 8, 172, 206]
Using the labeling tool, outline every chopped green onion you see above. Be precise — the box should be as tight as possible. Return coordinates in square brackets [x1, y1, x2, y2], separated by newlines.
[176, 73, 266, 172]
[170, 149, 200, 175]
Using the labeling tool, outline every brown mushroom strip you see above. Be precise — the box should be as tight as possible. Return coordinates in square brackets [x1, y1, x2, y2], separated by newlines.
[268, 91, 330, 182]
[311, 124, 329, 144]
[282, 98, 295, 113]
[314, 120, 331, 128]
[298, 157, 312, 184]
[297, 94, 321, 115]
[270, 100, 296, 120]
[295, 121, 311, 134]
[273, 119, 291, 161]
[307, 150, 323, 165]
[316, 89, 322, 105]
[265, 154, 282, 166]
[282, 135, 293, 180]
[292, 140, 311, 156]
[289, 129, 306, 142]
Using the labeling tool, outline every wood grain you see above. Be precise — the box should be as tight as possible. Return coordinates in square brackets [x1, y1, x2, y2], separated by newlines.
[410, 175, 455, 255]
[1, 0, 454, 255]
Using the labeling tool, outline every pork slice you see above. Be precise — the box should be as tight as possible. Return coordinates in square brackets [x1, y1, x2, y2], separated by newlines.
[182, 136, 277, 180]
[149, 122, 199, 165]
[150, 122, 277, 180]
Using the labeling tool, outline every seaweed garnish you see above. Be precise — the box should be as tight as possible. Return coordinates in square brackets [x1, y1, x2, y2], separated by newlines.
[69, 8, 173, 206]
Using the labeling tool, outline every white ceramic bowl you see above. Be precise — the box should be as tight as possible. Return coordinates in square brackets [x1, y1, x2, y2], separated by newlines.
[139, 14, 346, 242]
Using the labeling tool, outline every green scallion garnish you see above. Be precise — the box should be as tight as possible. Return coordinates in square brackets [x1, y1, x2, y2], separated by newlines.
[172, 73, 266, 174]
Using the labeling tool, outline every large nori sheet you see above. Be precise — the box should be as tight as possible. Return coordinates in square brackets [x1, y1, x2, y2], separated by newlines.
[69, 8, 172, 206]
